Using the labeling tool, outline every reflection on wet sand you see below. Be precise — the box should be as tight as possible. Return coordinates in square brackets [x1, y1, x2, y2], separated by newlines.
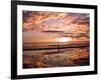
[23, 47, 89, 68]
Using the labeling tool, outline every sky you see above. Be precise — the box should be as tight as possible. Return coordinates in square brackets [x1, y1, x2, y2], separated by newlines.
[23, 11, 89, 44]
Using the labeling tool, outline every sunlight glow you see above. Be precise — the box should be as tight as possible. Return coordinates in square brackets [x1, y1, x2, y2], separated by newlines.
[58, 37, 71, 42]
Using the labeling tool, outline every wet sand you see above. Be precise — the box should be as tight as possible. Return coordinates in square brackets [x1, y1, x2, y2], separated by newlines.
[23, 47, 89, 68]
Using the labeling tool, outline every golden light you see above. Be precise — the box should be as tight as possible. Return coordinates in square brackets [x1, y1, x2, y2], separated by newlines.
[57, 37, 71, 42]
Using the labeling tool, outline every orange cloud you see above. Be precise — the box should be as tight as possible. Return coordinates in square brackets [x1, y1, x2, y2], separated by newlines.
[23, 11, 89, 34]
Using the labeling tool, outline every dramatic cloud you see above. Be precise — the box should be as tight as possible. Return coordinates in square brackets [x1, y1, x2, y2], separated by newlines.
[23, 11, 89, 34]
